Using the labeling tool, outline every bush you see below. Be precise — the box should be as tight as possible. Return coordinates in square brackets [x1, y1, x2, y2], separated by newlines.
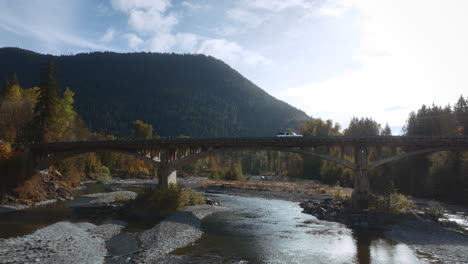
[426, 200, 445, 221]
[210, 169, 221, 180]
[0, 142, 13, 160]
[369, 193, 414, 213]
[114, 192, 133, 202]
[332, 186, 349, 200]
[90, 165, 111, 181]
[222, 162, 244, 181]
[135, 185, 206, 213]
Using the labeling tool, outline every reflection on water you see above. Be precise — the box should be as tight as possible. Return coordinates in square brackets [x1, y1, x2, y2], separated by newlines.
[0, 182, 157, 239]
[175, 194, 423, 264]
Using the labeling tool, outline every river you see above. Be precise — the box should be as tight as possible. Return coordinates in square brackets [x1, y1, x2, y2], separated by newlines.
[174, 194, 424, 264]
[0, 182, 430, 263]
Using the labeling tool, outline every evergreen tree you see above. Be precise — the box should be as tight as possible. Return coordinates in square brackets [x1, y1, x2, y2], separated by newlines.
[29, 61, 60, 142]
[344, 117, 381, 137]
[0, 79, 10, 99]
[381, 123, 392, 136]
[454, 95, 468, 135]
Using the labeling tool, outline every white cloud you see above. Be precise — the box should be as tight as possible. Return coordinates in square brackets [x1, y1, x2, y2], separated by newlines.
[213, 25, 240, 37]
[244, 0, 312, 12]
[198, 38, 272, 66]
[227, 8, 267, 27]
[111, 0, 177, 35]
[124, 33, 144, 48]
[277, 0, 468, 133]
[181, 1, 203, 11]
[111, 0, 272, 68]
[317, 0, 353, 17]
[147, 33, 176, 52]
[100, 28, 116, 42]
[110, 0, 170, 13]
[127, 8, 177, 34]
[175, 33, 199, 51]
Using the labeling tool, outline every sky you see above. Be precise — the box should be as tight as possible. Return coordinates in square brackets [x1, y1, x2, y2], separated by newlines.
[1, 0, 468, 134]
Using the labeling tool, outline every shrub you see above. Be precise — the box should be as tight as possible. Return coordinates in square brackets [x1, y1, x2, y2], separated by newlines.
[89, 165, 111, 181]
[114, 192, 132, 202]
[0, 142, 13, 160]
[369, 193, 414, 213]
[232, 162, 244, 181]
[135, 185, 206, 213]
[210, 169, 221, 180]
[426, 200, 445, 221]
[332, 186, 349, 200]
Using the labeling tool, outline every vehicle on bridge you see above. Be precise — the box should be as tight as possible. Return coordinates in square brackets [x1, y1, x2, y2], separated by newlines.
[276, 132, 303, 137]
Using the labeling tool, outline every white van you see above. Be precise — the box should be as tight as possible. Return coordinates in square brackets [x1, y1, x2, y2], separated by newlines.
[276, 132, 303, 137]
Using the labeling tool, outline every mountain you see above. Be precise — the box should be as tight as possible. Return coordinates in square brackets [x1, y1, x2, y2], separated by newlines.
[0, 47, 309, 137]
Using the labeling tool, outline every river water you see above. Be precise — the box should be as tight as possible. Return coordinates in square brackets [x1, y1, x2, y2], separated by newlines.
[0, 183, 427, 263]
[175, 194, 424, 264]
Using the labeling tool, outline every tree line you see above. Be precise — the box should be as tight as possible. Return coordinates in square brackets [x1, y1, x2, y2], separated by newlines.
[0, 60, 467, 205]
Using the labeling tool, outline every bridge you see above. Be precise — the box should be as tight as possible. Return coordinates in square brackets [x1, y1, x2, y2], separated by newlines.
[20, 136, 468, 209]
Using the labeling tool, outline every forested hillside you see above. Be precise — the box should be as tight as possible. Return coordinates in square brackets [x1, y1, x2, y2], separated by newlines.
[0, 48, 309, 137]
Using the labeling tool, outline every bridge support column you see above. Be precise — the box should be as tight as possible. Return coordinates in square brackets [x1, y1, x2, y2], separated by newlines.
[19, 148, 36, 182]
[156, 149, 177, 187]
[351, 144, 370, 210]
[156, 165, 177, 187]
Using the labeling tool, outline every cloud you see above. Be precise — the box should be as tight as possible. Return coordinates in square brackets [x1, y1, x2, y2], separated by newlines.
[147, 33, 176, 52]
[111, 0, 176, 35]
[111, 0, 272, 68]
[174, 33, 199, 51]
[123, 33, 144, 49]
[197, 38, 272, 66]
[100, 28, 116, 42]
[127, 8, 177, 34]
[243, 0, 312, 12]
[110, 0, 170, 13]
[227, 8, 267, 27]
[317, 0, 353, 17]
[277, 0, 468, 133]
[0, 0, 112, 53]
[181, 1, 204, 11]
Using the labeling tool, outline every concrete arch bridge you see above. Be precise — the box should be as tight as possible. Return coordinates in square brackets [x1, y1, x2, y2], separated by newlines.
[21, 136, 468, 209]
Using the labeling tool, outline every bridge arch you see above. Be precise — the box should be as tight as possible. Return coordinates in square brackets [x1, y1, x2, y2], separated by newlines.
[34, 149, 161, 172]
[369, 146, 468, 170]
[169, 147, 355, 170]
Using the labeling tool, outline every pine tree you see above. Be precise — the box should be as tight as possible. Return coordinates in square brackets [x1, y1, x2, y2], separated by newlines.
[29, 61, 60, 142]
[454, 95, 468, 135]
[0, 79, 10, 100]
[381, 123, 392, 136]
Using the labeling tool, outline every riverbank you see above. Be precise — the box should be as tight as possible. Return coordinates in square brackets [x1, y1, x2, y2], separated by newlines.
[0, 220, 125, 264]
[0, 178, 224, 263]
[204, 178, 340, 202]
[385, 216, 468, 263]
[203, 179, 468, 263]
[1, 177, 467, 263]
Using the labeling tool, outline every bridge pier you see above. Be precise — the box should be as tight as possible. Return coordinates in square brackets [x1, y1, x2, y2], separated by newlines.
[351, 144, 370, 210]
[156, 150, 177, 187]
[156, 165, 177, 187]
[19, 148, 36, 182]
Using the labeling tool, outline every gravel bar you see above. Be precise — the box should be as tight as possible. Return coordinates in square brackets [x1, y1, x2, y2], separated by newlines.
[385, 218, 468, 264]
[136, 204, 225, 263]
[0, 221, 126, 264]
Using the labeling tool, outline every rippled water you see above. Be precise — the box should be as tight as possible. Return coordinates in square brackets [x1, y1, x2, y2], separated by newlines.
[175, 194, 424, 264]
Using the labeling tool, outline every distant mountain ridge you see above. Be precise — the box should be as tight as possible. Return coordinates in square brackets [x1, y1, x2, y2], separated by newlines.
[0, 47, 310, 137]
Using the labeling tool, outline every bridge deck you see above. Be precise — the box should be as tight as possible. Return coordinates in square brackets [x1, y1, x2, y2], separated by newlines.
[29, 136, 468, 151]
